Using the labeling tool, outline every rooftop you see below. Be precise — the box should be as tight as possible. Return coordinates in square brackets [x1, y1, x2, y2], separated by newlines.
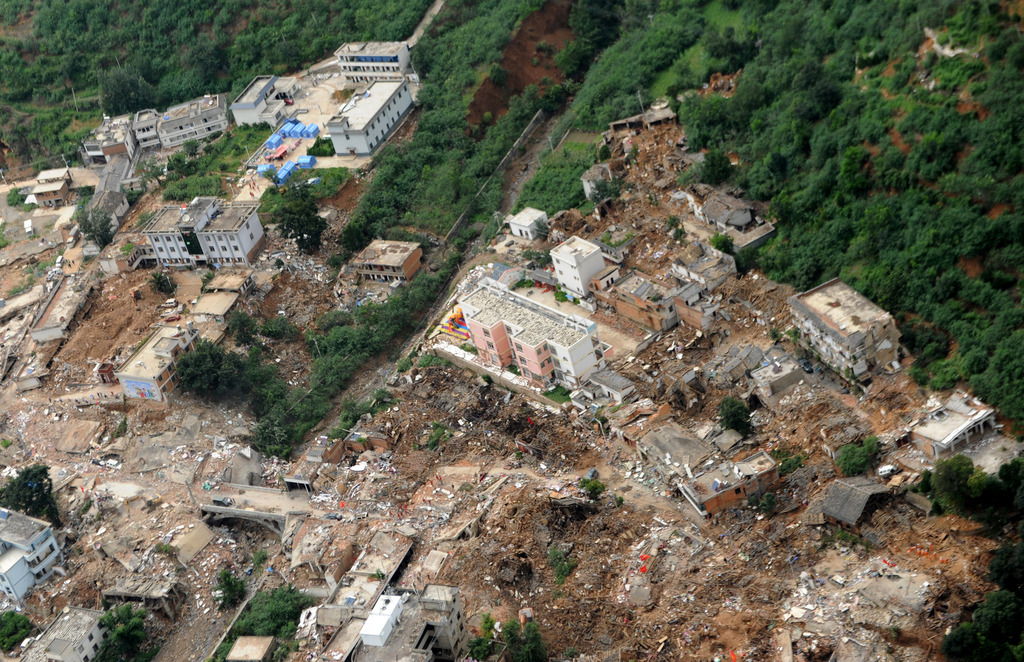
[87, 114, 133, 146]
[31, 180, 67, 194]
[820, 477, 888, 526]
[507, 207, 547, 228]
[614, 272, 674, 303]
[461, 282, 595, 348]
[33, 278, 90, 333]
[913, 394, 994, 447]
[233, 76, 278, 106]
[115, 325, 195, 381]
[355, 240, 420, 267]
[205, 269, 254, 292]
[23, 608, 104, 662]
[103, 576, 180, 600]
[791, 278, 892, 339]
[334, 41, 408, 57]
[36, 167, 70, 182]
[588, 369, 634, 393]
[145, 198, 219, 233]
[89, 190, 128, 215]
[691, 451, 776, 499]
[227, 636, 275, 661]
[193, 292, 238, 317]
[552, 236, 601, 260]
[161, 93, 224, 121]
[328, 81, 406, 131]
[205, 202, 258, 231]
[640, 422, 711, 472]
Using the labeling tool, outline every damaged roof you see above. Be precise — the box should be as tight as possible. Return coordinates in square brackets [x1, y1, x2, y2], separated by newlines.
[821, 477, 889, 526]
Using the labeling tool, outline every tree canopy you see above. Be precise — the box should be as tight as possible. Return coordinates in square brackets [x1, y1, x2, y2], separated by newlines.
[273, 185, 325, 253]
[0, 464, 61, 526]
[80, 209, 114, 250]
[0, 612, 32, 651]
[95, 606, 151, 662]
[718, 396, 752, 436]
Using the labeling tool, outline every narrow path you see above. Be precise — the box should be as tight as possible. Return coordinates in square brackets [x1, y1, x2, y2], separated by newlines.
[408, 0, 446, 47]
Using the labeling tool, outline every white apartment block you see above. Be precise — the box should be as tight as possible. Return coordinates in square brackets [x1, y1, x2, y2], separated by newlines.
[327, 80, 413, 156]
[230, 76, 299, 127]
[156, 94, 229, 148]
[334, 42, 412, 84]
[143, 197, 266, 267]
[550, 236, 605, 297]
[0, 508, 63, 602]
[133, 109, 162, 149]
[23, 607, 107, 662]
[788, 278, 901, 378]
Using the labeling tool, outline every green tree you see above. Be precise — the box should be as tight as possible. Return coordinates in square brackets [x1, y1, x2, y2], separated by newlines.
[0, 464, 61, 526]
[149, 272, 176, 295]
[99, 68, 156, 116]
[718, 396, 751, 436]
[232, 586, 314, 639]
[709, 232, 734, 254]
[80, 209, 114, 249]
[933, 455, 982, 510]
[502, 620, 547, 662]
[95, 605, 150, 662]
[214, 570, 246, 610]
[0, 611, 32, 651]
[579, 477, 606, 500]
[274, 186, 325, 253]
[181, 140, 201, 159]
[174, 339, 246, 397]
[757, 492, 777, 514]
[698, 148, 732, 185]
[227, 311, 258, 345]
[835, 436, 880, 476]
[989, 537, 1024, 595]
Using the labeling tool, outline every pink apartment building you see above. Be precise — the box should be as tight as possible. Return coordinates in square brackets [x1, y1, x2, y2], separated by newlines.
[460, 280, 608, 389]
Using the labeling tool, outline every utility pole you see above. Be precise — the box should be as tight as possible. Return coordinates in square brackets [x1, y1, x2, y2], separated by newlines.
[71, 87, 80, 113]
[636, 90, 645, 116]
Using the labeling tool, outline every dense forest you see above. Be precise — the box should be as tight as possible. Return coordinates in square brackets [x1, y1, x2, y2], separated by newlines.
[0, 0, 433, 160]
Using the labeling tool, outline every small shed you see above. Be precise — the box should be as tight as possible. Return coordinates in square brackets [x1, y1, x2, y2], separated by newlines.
[226, 636, 276, 662]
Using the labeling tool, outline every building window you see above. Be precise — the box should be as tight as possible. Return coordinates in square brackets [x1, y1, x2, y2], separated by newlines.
[486, 342, 494, 349]
[482, 329, 490, 337]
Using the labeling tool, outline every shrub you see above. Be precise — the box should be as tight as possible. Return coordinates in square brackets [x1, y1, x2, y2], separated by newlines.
[835, 436, 879, 476]
[579, 477, 606, 500]
[718, 396, 751, 435]
[548, 548, 577, 584]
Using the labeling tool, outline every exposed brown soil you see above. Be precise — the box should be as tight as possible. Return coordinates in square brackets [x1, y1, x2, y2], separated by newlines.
[466, 0, 574, 128]
[958, 256, 984, 278]
[956, 100, 990, 120]
[888, 127, 911, 155]
[987, 203, 1011, 219]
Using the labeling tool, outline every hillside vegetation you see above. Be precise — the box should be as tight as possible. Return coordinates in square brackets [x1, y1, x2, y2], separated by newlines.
[0, 0, 432, 160]
[539, 0, 1024, 426]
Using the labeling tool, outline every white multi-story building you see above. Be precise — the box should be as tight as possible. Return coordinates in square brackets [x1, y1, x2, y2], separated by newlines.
[143, 197, 266, 267]
[327, 80, 413, 156]
[23, 607, 107, 662]
[132, 109, 162, 149]
[230, 76, 299, 127]
[0, 508, 63, 602]
[788, 278, 901, 378]
[550, 236, 605, 297]
[114, 324, 199, 401]
[156, 94, 229, 148]
[461, 279, 608, 389]
[334, 42, 412, 84]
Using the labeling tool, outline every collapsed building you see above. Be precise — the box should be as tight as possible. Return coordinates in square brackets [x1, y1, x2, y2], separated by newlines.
[908, 393, 996, 460]
[680, 451, 779, 518]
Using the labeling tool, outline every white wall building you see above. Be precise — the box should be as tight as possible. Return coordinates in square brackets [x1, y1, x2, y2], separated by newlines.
[360, 593, 404, 647]
[506, 207, 547, 240]
[550, 236, 605, 297]
[114, 324, 199, 401]
[334, 42, 412, 84]
[230, 76, 299, 127]
[156, 94, 229, 148]
[143, 197, 266, 267]
[22, 607, 107, 662]
[327, 80, 413, 156]
[0, 508, 63, 602]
